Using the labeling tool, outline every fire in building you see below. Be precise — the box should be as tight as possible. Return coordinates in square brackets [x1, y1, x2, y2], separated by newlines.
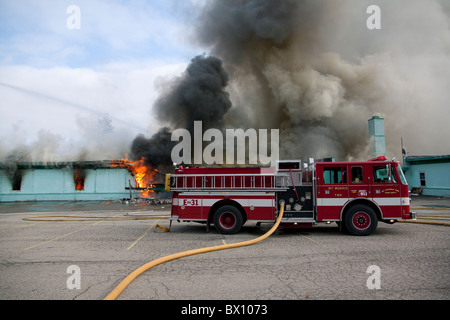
[0, 159, 166, 202]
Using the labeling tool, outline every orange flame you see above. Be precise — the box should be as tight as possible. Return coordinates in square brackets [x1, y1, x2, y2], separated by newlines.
[74, 168, 85, 191]
[112, 155, 156, 197]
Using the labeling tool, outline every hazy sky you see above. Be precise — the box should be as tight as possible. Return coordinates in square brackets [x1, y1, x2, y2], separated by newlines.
[0, 0, 202, 161]
[1, 0, 449, 163]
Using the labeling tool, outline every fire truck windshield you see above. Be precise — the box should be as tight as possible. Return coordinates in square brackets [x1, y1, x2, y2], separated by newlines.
[373, 166, 394, 183]
[396, 165, 408, 185]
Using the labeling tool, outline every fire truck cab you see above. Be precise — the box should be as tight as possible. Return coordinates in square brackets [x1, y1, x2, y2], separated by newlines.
[165, 157, 415, 236]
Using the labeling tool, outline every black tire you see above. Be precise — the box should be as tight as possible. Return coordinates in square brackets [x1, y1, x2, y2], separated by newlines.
[213, 205, 243, 234]
[344, 204, 378, 236]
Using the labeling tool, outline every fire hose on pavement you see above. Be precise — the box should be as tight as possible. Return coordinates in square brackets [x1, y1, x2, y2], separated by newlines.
[103, 205, 285, 300]
[22, 215, 171, 232]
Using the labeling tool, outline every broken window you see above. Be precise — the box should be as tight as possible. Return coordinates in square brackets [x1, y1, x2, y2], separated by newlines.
[12, 172, 22, 191]
[419, 172, 426, 187]
[74, 168, 86, 191]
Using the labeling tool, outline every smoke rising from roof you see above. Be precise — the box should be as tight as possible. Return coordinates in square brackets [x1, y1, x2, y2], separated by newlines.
[131, 55, 233, 166]
[192, 0, 450, 161]
[3, 1, 449, 167]
[154, 55, 232, 131]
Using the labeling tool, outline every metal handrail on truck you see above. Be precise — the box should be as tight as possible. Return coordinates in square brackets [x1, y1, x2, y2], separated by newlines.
[170, 173, 292, 192]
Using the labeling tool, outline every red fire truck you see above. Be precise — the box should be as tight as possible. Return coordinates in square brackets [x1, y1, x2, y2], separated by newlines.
[165, 157, 415, 236]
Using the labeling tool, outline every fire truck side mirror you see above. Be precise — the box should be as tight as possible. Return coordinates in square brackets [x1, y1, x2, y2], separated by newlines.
[165, 174, 171, 192]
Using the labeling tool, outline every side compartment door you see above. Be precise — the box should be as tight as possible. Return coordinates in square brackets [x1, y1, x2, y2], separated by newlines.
[178, 193, 203, 220]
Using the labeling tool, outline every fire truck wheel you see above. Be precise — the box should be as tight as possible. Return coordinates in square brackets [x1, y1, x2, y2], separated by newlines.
[344, 205, 378, 236]
[213, 205, 243, 234]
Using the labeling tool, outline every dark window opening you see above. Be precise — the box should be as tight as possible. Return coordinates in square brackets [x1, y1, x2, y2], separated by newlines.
[74, 168, 86, 191]
[278, 161, 300, 170]
[419, 172, 426, 187]
[351, 167, 363, 183]
[12, 173, 22, 191]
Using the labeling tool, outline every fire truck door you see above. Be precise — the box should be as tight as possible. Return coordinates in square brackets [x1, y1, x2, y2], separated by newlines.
[349, 166, 369, 199]
[371, 164, 402, 218]
[316, 165, 349, 220]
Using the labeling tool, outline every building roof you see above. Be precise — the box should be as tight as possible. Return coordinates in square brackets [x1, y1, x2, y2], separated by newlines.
[0, 160, 123, 170]
[404, 155, 450, 163]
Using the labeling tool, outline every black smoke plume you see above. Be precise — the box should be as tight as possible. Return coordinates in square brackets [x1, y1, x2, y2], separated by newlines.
[3, 148, 31, 190]
[130, 55, 232, 167]
[154, 55, 232, 131]
[131, 127, 174, 167]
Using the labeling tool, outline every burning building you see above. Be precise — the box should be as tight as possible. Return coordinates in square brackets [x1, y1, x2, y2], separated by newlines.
[0, 159, 165, 202]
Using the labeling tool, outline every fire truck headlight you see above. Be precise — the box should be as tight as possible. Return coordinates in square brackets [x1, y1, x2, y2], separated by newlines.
[294, 203, 302, 211]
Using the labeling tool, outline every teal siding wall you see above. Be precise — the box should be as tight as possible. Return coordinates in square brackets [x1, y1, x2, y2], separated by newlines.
[404, 157, 450, 197]
[0, 167, 135, 202]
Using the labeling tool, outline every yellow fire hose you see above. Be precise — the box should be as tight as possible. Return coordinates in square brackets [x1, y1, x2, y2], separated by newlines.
[103, 205, 285, 300]
[398, 220, 450, 227]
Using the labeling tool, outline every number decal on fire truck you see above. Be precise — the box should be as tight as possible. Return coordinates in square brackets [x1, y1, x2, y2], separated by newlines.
[183, 199, 200, 206]
[358, 190, 368, 197]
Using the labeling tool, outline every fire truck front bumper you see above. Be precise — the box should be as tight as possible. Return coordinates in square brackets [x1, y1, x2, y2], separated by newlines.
[402, 210, 417, 221]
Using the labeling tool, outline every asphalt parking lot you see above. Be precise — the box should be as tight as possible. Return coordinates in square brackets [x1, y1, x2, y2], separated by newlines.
[0, 197, 449, 301]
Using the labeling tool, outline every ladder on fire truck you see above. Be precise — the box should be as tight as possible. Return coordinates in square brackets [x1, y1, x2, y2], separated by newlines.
[170, 172, 292, 192]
